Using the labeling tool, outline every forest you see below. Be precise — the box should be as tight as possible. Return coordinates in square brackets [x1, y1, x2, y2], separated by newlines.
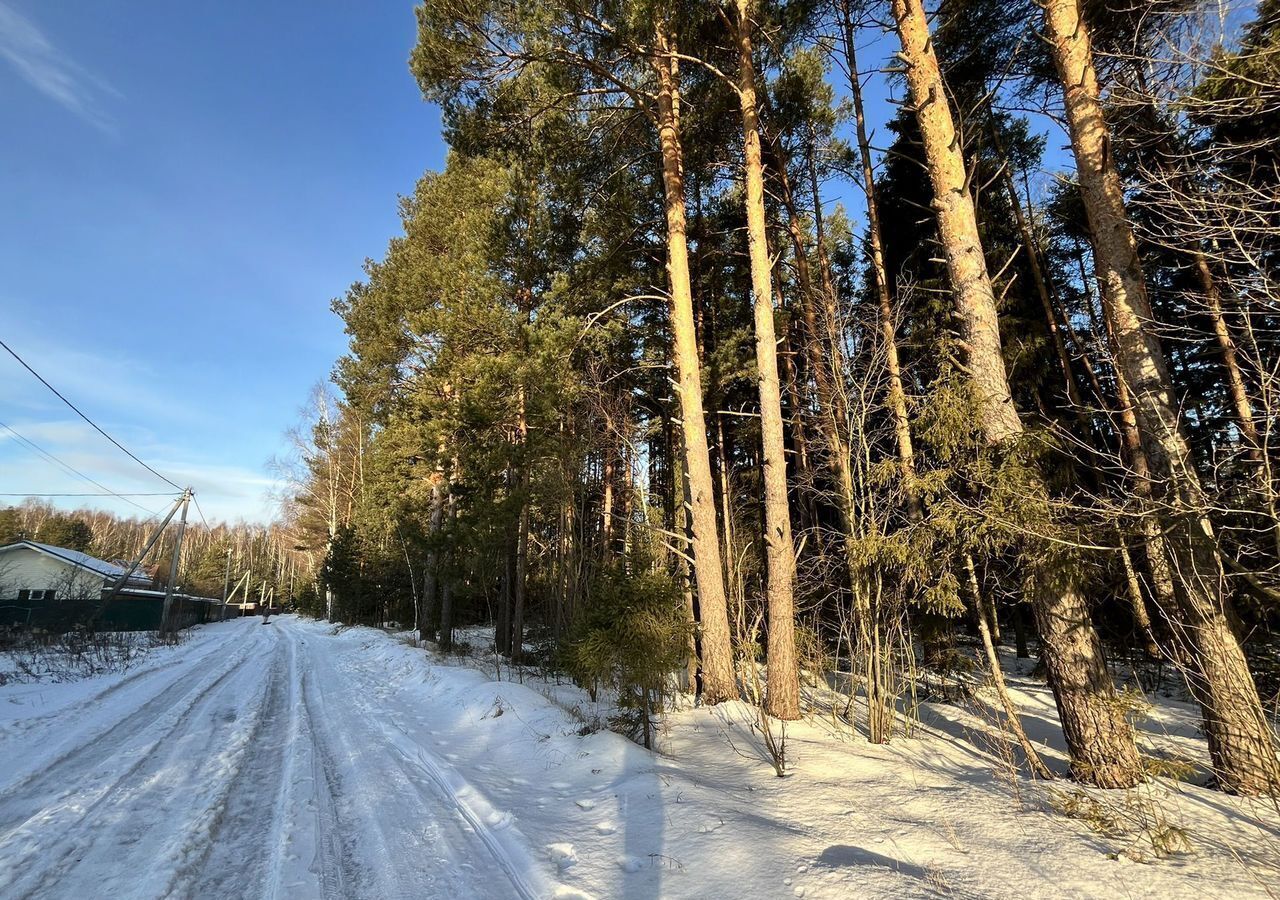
[0, 500, 308, 605]
[276, 0, 1280, 797]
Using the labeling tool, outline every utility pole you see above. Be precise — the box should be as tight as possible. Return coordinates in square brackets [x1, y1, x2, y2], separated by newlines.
[225, 570, 250, 615]
[221, 545, 232, 620]
[92, 492, 186, 626]
[160, 488, 192, 635]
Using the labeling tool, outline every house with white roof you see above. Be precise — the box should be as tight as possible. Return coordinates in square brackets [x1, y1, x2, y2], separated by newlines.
[0, 540, 154, 602]
[0, 540, 227, 631]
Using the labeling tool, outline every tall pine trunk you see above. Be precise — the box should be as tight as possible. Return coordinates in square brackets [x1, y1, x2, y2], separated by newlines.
[1195, 253, 1258, 453]
[834, 1, 909, 739]
[733, 0, 801, 720]
[1193, 253, 1280, 556]
[770, 132, 865, 618]
[1043, 0, 1280, 795]
[420, 460, 447, 643]
[991, 127, 1084, 412]
[1113, 355, 1181, 632]
[654, 22, 737, 704]
[438, 456, 458, 651]
[511, 386, 530, 664]
[496, 466, 515, 656]
[892, 0, 1142, 787]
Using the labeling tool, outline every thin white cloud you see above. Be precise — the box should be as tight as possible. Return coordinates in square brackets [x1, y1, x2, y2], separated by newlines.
[0, 417, 278, 522]
[0, 321, 284, 523]
[0, 1, 118, 131]
[0, 323, 194, 427]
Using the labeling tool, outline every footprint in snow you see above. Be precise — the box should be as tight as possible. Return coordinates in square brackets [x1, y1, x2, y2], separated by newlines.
[616, 855, 643, 873]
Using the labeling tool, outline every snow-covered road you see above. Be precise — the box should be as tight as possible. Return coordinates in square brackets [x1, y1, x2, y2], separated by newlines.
[2, 616, 1277, 900]
[0, 617, 540, 900]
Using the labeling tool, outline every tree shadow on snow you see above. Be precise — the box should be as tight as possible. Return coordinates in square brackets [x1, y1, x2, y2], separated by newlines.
[815, 844, 931, 879]
[814, 845, 988, 899]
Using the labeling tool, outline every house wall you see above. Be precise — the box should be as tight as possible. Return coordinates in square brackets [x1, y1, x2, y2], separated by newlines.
[0, 547, 107, 600]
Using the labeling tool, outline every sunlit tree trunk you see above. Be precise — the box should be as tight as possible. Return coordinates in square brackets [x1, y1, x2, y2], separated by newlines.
[496, 468, 515, 655]
[420, 460, 446, 643]
[892, 0, 1141, 787]
[733, 0, 801, 720]
[438, 454, 459, 651]
[602, 449, 615, 555]
[991, 128, 1084, 412]
[770, 134, 861, 576]
[1193, 253, 1280, 555]
[1043, 0, 1280, 795]
[1194, 254, 1256, 449]
[511, 385, 530, 664]
[1113, 361, 1180, 626]
[654, 22, 737, 704]
[1118, 540, 1161, 659]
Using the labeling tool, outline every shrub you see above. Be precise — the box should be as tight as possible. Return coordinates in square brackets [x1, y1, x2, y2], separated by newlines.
[561, 563, 692, 749]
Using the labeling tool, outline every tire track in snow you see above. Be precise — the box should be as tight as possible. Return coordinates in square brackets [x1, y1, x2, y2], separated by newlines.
[298, 627, 540, 900]
[174, 629, 296, 899]
[0, 626, 272, 898]
[264, 626, 320, 900]
[183, 624, 345, 900]
[0, 627, 241, 787]
[0, 619, 554, 900]
[0, 627, 264, 842]
[373, 715, 549, 900]
[325, 640, 550, 900]
[140, 632, 288, 900]
[265, 626, 341, 900]
[295, 633, 373, 899]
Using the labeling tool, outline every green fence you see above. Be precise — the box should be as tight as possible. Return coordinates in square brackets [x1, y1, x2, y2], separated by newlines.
[0, 596, 235, 633]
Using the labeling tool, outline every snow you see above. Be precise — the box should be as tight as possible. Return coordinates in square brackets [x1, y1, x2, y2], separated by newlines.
[0, 615, 1276, 899]
[10, 539, 138, 579]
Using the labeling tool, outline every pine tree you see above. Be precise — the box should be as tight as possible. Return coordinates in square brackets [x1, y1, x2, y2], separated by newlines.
[890, 0, 1142, 787]
[730, 0, 802, 720]
[1042, 0, 1280, 795]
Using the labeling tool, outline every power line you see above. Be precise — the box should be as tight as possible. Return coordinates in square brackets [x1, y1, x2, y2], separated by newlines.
[191, 493, 212, 530]
[0, 419, 161, 514]
[139, 497, 178, 524]
[0, 492, 177, 497]
[0, 419, 158, 509]
[0, 337, 183, 490]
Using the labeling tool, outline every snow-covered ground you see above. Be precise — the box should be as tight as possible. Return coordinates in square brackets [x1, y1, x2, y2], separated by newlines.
[0, 616, 1276, 899]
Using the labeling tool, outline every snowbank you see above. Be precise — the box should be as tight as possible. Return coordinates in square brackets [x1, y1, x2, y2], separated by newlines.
[311, 621, 1280, 899]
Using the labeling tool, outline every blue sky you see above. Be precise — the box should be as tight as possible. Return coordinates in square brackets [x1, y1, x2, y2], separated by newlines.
[0, 1, 446, 523]
[0, 0, 1116, 528]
